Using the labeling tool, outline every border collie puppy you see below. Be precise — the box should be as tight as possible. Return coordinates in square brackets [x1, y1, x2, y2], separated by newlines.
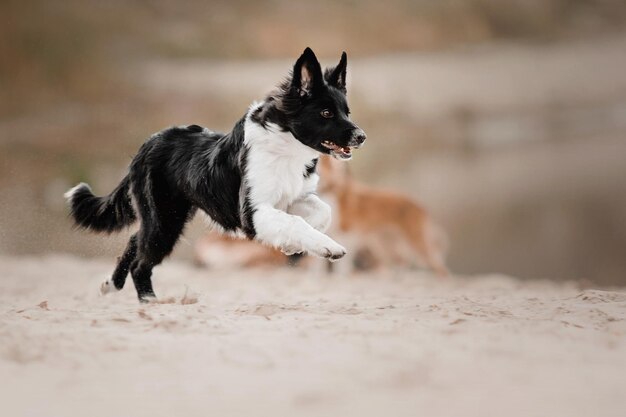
[65, 47, 366, 302]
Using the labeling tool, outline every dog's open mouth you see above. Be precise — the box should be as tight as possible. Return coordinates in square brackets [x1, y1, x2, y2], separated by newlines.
[322, 141, 353, 160]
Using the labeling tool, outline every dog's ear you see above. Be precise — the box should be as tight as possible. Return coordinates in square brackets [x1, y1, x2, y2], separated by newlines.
[324, 51, 347, 94]
[291, 47, 323, 97]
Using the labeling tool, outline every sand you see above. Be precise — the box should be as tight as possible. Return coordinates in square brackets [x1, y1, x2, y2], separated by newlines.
[1, 254, 625, 417]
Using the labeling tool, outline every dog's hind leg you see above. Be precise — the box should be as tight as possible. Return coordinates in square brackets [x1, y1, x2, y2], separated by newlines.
[130, 202, 193, 302]
[100, 234, 138, 295]
[129, 257, 157, 303]
[130, 232, 178, 302]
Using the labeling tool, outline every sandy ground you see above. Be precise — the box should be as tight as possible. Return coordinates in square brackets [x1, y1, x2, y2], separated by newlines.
[1, 255, 625, 417]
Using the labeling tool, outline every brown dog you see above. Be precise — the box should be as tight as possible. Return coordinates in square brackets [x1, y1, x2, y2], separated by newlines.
[317, 156, 449, 277]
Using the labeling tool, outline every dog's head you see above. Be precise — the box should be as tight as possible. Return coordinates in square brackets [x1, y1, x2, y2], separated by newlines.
[267, 48, 366, 160]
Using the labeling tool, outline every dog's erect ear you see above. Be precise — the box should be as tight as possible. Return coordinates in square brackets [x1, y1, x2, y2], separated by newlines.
[291, 47, 323, 97]
[324, 51, 347, 94]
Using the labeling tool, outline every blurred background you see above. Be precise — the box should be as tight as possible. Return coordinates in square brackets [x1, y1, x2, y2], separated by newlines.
[1, 0, 625, 285]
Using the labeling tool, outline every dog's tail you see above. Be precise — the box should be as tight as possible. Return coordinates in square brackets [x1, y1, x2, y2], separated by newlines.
[64, 175, 136, 233]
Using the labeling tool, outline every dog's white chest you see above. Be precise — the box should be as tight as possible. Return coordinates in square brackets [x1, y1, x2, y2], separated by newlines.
[244, 114, 319, 209]
[246, 147, 315, 209]
[263, 158, 307, 208]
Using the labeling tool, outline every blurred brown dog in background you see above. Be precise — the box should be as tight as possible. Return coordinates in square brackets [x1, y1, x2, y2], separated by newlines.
[317, 156, 449, 277]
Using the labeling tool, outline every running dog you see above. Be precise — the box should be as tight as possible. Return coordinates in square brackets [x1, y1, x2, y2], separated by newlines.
[65, 48, 366, 301]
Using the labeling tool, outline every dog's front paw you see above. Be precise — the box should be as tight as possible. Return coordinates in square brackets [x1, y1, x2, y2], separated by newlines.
[323, 246, 347, 261]
[279, 245, 303, 256]
[310, 239, 346, 261]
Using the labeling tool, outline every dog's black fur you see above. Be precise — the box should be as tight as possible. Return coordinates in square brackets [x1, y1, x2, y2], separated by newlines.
[66, 48, 365, 302]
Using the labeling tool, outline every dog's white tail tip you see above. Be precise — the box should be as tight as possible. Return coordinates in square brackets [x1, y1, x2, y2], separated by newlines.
[64, 182, 90, 201]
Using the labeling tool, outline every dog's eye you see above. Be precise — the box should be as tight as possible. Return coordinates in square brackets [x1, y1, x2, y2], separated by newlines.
[320, 109, 334, 119]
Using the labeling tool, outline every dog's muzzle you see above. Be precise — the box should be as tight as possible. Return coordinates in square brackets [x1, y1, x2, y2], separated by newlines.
[322, 128, 367, 160]
[321, 141, 353, 159]
[348, 128, 367, 148]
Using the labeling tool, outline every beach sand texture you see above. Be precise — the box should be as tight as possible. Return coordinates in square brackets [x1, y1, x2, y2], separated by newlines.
[1, 255, 625, 417]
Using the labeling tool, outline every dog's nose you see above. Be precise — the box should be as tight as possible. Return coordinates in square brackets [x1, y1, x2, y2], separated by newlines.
[352, 129, 367, 145]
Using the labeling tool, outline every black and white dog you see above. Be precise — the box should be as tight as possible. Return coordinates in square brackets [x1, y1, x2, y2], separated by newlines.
[65, 47, 366, 302]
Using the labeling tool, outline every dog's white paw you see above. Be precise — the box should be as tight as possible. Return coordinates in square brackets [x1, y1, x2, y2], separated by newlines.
[308, 238, 347, 261]
[279, 244, 303, 256]
[100, 280, 119, 296]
